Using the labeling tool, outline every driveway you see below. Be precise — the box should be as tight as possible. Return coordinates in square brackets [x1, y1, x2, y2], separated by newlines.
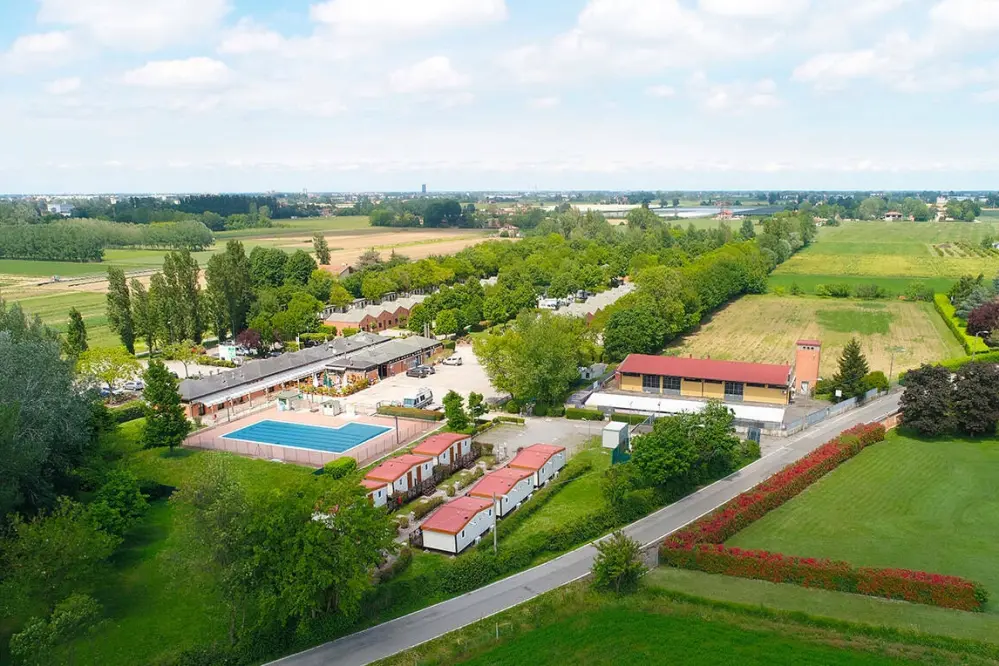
[344, 344, 500, 412]
[268, 393, 901, 666]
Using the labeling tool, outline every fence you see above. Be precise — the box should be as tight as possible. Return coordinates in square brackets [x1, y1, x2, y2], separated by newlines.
[782, 388, 882, 437]
[185, 416, 436, 468]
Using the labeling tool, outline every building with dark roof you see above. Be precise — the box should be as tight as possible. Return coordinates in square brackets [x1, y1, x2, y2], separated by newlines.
[325, 335, 441, 384]
[616, 353, 793, 406]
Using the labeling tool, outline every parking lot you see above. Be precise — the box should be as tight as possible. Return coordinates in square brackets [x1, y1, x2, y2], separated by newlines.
[344, 343, 502, 412]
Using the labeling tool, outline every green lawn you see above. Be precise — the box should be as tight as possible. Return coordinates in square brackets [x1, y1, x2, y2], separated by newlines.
[214, 215, 371, 238]
[768, 274, 957, 296]
[814, 304, 892, 335]
[727, 431, 999, 613]
[12, 291, 122, 347]
[375, 583, 954, 666]
[774, 221, 999, 279]
[649, 568, 999, 646]
[502, 445, 611, 548]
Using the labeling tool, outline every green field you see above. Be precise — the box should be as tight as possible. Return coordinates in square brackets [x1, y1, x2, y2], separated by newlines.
[375, 582, 969, 666]
[12, 291, 121, 347]
[727, 431, 999, 613]
[774, 221, 999, 280]
[768, 274, 957, 296]
[667, 295, 963, 377]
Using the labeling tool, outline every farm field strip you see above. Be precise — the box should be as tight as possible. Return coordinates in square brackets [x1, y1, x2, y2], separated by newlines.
[726, 433, 999, 613]
[666, 295, 963, 377]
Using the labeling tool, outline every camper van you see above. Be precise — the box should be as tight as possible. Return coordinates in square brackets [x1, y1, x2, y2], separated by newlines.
[403, 387, 433, 409]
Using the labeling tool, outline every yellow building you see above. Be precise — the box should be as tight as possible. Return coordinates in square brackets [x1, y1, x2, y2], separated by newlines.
[616, 354, 793, 406]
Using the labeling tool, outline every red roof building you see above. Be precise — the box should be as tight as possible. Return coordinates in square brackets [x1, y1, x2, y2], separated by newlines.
[421, 496, 493, 534]
[508, 444, 566, 472]
[468, 467, 534, 499]
[364, 453, 433, 486]
[413, 432, 470, 456]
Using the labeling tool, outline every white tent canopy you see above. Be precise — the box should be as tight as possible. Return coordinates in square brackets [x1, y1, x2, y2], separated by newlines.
[584, 392, 786, 426]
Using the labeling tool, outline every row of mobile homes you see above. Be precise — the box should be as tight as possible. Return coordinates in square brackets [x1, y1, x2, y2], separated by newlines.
[361, 453, 434, 507]
[507, 443, 566, 487]
[412, 432, 473, 468]
[466, 467, 534, 517]
[420, 496, 495, 554]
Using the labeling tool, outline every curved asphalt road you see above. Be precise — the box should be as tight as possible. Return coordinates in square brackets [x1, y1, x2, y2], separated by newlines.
[269, 393, 901, 666]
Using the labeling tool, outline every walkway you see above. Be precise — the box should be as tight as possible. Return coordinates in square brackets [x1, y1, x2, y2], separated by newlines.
[269, 393, 901, 666]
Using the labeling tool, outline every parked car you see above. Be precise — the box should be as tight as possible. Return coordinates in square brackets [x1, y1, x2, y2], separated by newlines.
[123, 379, 145, 391]
[406, 365, 432, 378]
[442, 355, 463, 366]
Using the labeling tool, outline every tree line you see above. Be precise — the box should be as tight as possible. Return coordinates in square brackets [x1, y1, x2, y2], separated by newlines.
[369, 198, 480, 228]
[0, 219, 213, 262]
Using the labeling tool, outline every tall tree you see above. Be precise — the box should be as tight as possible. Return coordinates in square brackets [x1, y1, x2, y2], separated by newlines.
[142, 359, 191, 453]
[831, 338, 870, 401]
[63, 307, 88, 358]
[952, 362, 999, 436]
[206, 240, 253, 339]
[106, 267, 135, 354]
[328, 281, 353, 308]
[899, 364, 953, 436]
[442, 390, 469, 431]
[739, 218, 756, 240]
[285, 249, 318, 287]
[313, 233, 331, 265]
[130, 279, 156, 355]
[76, 346, 141, 394]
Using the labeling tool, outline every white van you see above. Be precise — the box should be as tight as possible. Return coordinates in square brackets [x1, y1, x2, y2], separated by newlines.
[403, 387, 433, 409]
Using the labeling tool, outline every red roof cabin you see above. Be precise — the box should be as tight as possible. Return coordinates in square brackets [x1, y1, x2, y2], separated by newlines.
[412, 432, 473, 468]
[467, 467, 535, 517]
[508, 443, 567, 488]
[420, 496, 495, 554]
[362, 453, 433, 497]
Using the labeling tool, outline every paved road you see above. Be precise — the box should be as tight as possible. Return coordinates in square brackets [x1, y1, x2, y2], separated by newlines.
[269, 393, 901, 666]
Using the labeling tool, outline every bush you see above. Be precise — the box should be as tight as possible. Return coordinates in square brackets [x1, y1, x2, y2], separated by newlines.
[494, 415, 525, 425]
[853, 284, 888, 299]
[611, 413, 650, 425]
[533, 403, 548, 417]
[864, 371, 889, 392]
[827, 283, 852, 298]
[196, 356, 237, 368]
[411, 496, 445, 520]
[396, 515, 409, 529]
[109, 401, 145, 424]
[789, 282, 803, 296]
[934, 294, 989, 355]
[565, 407, 604, 421]
[376, 546, 413, 583]
[342, 327, 359, 337]
[592, 531, 646, 594]
[443, 340, 456, 351]
[504, 400, 522, 414]
[939, 351, 999, 372]
[376, 406, 444, 421]
[323, 457, 357, 480]
[661, 545, 987, 612]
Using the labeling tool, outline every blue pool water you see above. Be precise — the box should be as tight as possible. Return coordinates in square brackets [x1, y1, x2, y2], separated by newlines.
[223, 420, 392, 453]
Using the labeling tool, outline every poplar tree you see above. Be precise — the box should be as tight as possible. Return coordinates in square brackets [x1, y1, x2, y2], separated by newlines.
[313, 233, 331, 265]
[106, 267, 135, 354]
[63, 308, 88, 358]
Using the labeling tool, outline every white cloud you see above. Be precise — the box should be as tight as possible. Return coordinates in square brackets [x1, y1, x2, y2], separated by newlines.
[45, 77, 81, 95]
[217, 19, 286, 55]
[37, 0, 231, 51]
[645, 84, 676, 98]
[689, 73, 779, 112]
[698, 0, 809, 18]
[528, 95, 560, 109]
[389, 56, 468, 93]
[122, 57, 230, 88]
[930, 0, 999, 32]
[1, 31, 75, 72]
[310, 0, 507, 37]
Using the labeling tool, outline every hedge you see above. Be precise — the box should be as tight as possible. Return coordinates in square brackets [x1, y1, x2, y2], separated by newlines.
[376, 406, 444, 421]
[565, 407, 604, 421]
[938, 351, 999, 372]
[323, 457, 357, 480]
[493, 416, 525, 425]
[411, 496, 445, 520]
[660, 422, 990, 612]
[611, 413, 651, 425]
[109, 401, 146, 424]
[934, 294, 989, 355]
[661, 545, 988, 612]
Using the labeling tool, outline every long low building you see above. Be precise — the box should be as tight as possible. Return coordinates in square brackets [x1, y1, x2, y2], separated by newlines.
[324, 295, 427, 335]
[421, 496, 495, 554]
[467, 466, 534, 517]
[616, 354, 794, 406]
[179, 332, 387, 418]
[326, 335, 441, 384]
[584, 391, 787, 428]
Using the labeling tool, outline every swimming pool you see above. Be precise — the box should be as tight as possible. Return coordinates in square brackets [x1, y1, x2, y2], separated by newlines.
[222, 420, 392, 454]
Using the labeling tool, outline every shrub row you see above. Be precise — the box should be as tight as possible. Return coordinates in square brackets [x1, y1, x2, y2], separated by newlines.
[322, 457, 357, 480]
[934, 294, 989, 355]
[611, 413, 651, 425]
[109, 401, 145, 424]
[196, 355, 237, 368]
[665, 423, 886, 549]
[376, 406, 444, 421]
[938, 351, 999, 372]
[491, 460, 594, 541]
[492, 416, 525, 425]
[411, 496, 446, 520]
[564, 407, 605, 421]
[661, 544, 988, 612]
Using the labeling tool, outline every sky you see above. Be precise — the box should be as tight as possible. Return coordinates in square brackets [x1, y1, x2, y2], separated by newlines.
[2, 0, 999, 193]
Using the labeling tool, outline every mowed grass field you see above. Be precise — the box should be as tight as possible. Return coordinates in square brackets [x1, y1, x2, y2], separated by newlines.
[772, 221, 999, 289]
[11, 291, 122, 347]
[667, 295, 963, 377]
[726, 432, 999, 613]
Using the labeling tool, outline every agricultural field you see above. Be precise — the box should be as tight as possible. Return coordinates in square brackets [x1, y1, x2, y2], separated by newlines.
[667, 295, 963, 377]
[727, 431, 999, 613]
[772, 221, 999, 293]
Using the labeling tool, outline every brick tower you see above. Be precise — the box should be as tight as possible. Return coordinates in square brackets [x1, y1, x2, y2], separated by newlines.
[795, 340, 822, 396]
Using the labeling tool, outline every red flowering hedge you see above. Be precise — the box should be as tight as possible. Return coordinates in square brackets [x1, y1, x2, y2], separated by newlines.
[660, 421, 990, 612]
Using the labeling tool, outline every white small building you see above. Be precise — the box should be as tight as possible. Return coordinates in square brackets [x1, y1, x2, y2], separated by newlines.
[420, 496, 495, 554]
[412, 432, 472, 467]
[602, 421, 630, 450]
[362, 453, 434, 497]
[467, 467, 535, 517]
[362, 479, 389, 508]
[508, 443, 567, 488]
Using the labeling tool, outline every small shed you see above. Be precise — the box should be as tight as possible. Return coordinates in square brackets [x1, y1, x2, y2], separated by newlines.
[602, 421, 629, 450]
[275, 388, 301, 411]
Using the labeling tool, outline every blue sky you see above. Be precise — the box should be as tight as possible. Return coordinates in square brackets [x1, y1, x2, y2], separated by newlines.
[2, 0, 999, 193]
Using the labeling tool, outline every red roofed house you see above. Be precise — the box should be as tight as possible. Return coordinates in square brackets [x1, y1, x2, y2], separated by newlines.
[616, 354, 793, 406]
[420, 496, 495, 554]
[467, 467, 534, 517]
[362, 453, 434, 503]
[361, 478, 389, 508]
[412, 432, 472, 468]
[508, 443, 567, 488]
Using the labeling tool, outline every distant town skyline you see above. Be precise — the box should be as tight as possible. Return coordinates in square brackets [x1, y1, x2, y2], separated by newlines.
[3, 0, 999, 192]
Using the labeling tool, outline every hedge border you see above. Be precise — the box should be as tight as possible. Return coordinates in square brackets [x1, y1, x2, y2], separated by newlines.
[660, 422, 989, 612]
[934, 294, 989, 355]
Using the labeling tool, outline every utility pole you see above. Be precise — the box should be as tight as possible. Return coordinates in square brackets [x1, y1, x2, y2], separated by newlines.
[492, 492, 498, 554]
[887, 346, 905, 387]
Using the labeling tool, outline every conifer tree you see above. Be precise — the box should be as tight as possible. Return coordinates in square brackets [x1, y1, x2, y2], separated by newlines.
[63, 307, 88, 358]
[832, 338, 870, 401]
